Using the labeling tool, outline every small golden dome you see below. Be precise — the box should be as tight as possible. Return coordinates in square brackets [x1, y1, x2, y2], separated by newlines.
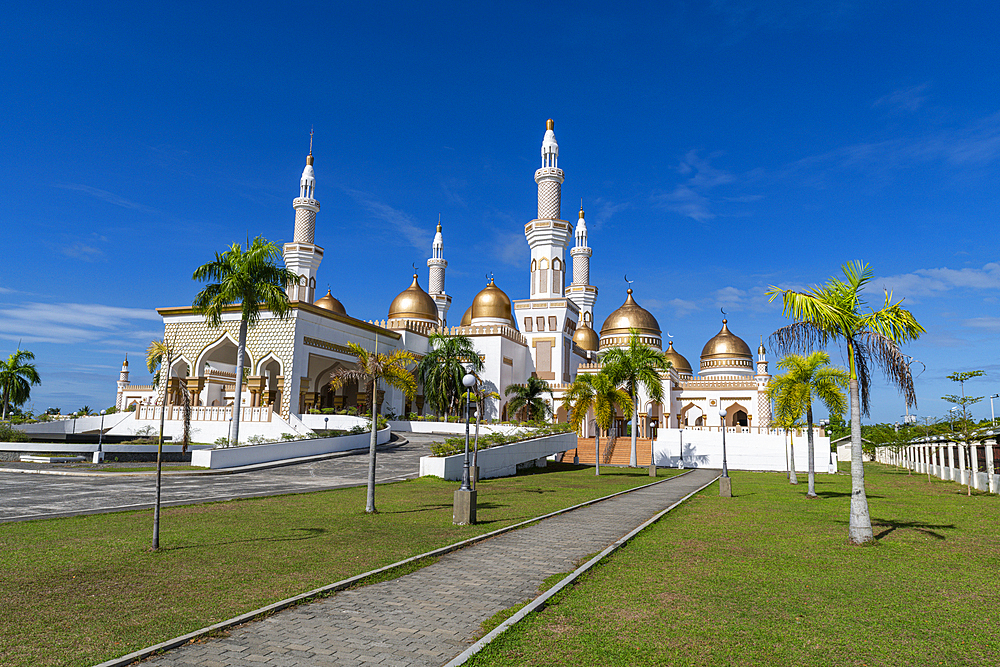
[700, 319, 753, 360]
[664, 341, 693, 375]
[600, 289, 661, 338]
[388, 274, 438, 323]
[470, 277, 514, 325]
[314, 288, 347, 316]
[460, 305, 472, 326]
[573, 320, 600, 351]
[546, 118, 554, 130]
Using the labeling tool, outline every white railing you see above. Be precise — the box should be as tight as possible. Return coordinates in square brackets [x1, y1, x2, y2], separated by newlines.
[134, 404, 273, 423]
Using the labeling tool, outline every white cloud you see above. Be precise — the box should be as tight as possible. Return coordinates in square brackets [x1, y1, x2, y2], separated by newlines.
[963, 317, 1000, 331]
[873, 83, 930, 113]
[344, 188, 431, 251]
[56, 183, 161, 214]
[62, 243, 105, 261]
[0, 303, 161, 345]
[652, 150, 758, 223]
[877, 263, 1000, 298]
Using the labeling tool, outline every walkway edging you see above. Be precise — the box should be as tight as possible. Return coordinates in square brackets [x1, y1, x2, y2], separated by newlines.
[93, 468, 697, 667]
[443, 470, 722, 666]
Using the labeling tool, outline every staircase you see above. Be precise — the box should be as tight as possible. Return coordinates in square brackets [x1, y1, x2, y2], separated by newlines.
[563, 437, 655, 466]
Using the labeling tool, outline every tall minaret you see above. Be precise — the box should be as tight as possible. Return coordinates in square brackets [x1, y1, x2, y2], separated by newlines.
[567, 203, 598, 325]
[427, 217, 451, 326]
[755, 338, 771, 428]
[525, 119, 572, 298]
[116, 355, 130, 411]
[284, 133, 324, 302]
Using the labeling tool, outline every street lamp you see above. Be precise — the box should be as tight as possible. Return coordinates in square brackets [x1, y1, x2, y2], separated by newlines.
[324, 416, 329, 433]
[453, 373, 477, 525]
[592, 419, 601, 476]
[645, 401, 656, 477]
[718, 408, 731, 497]
[991, 394, 998, 426]
[950, 406, 959, 432]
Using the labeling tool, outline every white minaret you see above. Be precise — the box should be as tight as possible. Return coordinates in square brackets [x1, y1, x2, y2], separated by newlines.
[427, 217, 451, 326]
[755, 338, 771, 428]
[514, 119, 579, 385]
[115, 355, 130, 411]
[567, 203, 598, 326]
[284, 133, 324, 302]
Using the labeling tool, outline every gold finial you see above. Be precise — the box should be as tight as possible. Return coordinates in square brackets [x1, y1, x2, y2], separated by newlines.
[546, 119, 554, 130]
[579, 200, 585, 218]
[437, 213, 441, 233]
[306, 128, 314, 165]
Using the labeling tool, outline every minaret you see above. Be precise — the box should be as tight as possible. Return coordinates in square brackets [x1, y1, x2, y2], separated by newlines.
[525, 119, 572, 298]
[755, 338, 771, 428]
[116, 355, 130, 411]
[567, 203, 598, 325]
[283, 132, 324, 302]
[427, 217, 451, 326]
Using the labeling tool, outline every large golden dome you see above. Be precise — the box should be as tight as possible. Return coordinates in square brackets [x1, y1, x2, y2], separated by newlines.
[600, 289, 661, 337]
[664, 340, 693, 375]
[700, 320, 753, 360]
[470, 277, 514, 325]
[460, 305, 472, 326]
[314, 288, 347, 316]
[388, 274, 439, 323]
[572, 320, 600, 351]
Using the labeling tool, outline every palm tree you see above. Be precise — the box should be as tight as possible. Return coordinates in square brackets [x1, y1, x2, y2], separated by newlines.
[600, 328, 671, 467]
[504, 376, 554, 423]
[146, 337, 176, 551]
[330, 341, 416, 513]
[192, 237, 297, 445]
[767, 351, 849, 496]
[0, 348, 40, 420]
[771, 409, 804, 485]
[416, 333, 482, 419]
[768, 261, 924, 544]
[562, 371, 632, 467]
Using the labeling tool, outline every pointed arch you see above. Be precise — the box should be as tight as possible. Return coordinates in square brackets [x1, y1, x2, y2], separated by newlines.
[195, 332, 251, 376]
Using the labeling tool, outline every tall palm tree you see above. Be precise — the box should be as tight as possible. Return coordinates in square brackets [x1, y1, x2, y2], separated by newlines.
[767, 351, 849, 496]
[768, 261, 924, 544]
[504, 376, 554, 423]
[0, 348, 40, 420]
[416, 333, 482, 419]
[562, 371, 632, 467]
[146, 337, 176, 551]
[192, 237, 297, 445]
[600, 328, 671, 467]
[330, 341, 416, 513]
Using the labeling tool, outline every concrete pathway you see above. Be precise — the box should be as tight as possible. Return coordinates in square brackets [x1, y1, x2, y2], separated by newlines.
[0, 434, 436, 523]
[139, 467, 720, 667]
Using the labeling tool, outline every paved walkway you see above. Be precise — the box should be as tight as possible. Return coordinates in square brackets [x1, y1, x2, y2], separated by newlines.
[141, 467, 720, 667]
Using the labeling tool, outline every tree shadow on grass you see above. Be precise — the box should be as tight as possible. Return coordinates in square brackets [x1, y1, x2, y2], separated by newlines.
[381, 503, 452, 514]
[815, 491, 885, 499]
[871, 518, 956, 541]
[163, 527, 327, 551]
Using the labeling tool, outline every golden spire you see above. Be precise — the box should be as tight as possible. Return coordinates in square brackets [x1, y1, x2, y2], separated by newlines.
[437, 213, 442, 233]
[579, 199, 585, 218]
[546, 118, 554, 130]
[306, 127, 314, 165]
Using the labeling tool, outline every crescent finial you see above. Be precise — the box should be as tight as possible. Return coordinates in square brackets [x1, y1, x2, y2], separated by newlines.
[624, 274, 634, 285]
[721, 307, 727, 317]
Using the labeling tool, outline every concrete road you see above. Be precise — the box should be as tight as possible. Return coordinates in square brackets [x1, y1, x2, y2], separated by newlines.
[0, 433, 438, 523]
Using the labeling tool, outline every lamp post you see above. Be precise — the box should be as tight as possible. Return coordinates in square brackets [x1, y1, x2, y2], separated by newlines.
[991, 394, 998, 426]
[718, 408, 731, 497]
[324, 416, 329, 433]
[645, 401, 656, 477]
[453, 373, 477, 525]
[94, 409, 106, 464]
[592, 419, 600, 476]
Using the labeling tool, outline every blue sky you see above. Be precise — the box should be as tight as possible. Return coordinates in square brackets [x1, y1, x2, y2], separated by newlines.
[2, 1, 998, 423]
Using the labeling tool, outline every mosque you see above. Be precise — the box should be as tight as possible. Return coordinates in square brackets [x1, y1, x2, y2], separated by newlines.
[115, 120, 774, 439]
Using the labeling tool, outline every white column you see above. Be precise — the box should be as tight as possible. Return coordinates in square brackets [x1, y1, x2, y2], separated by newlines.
[985, 437, 997, 494]
[970, 442, 981, 490]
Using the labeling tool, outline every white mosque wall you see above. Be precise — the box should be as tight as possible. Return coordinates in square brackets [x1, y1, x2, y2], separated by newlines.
[106, 409, 309, 444]
[191, 426, 391, 469]
[299, 413, 376, 430]
[388, 420, 528, 436]
[651, 428, 837, 473]
[14, 412, 131, 435]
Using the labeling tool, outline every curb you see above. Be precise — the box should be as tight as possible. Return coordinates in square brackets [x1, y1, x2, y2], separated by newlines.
[92, 468, 698, 667]
[443, 469, 721, 666]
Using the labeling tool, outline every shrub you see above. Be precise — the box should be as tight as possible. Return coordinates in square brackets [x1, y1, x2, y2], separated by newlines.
[0, 423, 28, 442]
[214, 436, 230, 447]
[246, 435, 266, 445]
[348, 425, 366, 435]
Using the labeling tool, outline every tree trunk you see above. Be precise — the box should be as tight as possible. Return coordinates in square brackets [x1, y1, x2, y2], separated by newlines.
[848, 376, 874, 544]
[230, 319, 249, 446]
[366, 378, 378, 513]
[806, 405, 816, 497]
[153, 352, 170, 551]
[629, 394, 638, 467]
[789, 430, 798, 484]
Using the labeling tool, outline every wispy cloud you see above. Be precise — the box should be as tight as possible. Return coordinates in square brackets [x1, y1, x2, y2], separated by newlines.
[62, 242, 105, 261]
[0, 303, 161, 345]
[652, 150, 743, 222]
[344, 188, 430, 251]
[56, 183, 161, 214]
[873, 83, 930, 114]
[877, 263, 1000, 298]
[963, 316, 1000, 331]
[586, 197, 629, 231]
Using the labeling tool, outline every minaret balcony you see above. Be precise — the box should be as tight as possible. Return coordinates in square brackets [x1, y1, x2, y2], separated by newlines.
[293, 197, 320, 212]
[534, 167, 564, 182]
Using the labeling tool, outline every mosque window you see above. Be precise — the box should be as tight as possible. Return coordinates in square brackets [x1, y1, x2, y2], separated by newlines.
[523, 317, 533, 332]
[539, 259, 549, 293]
[536, 316, 545, 331]
[552, 258, 562, 294]
[548, 316, 558, 331]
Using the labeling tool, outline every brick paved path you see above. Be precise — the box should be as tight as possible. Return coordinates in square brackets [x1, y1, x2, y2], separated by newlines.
[144, 468, 719, 667]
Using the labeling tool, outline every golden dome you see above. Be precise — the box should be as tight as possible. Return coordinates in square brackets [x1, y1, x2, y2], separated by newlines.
[664, 341, 693, 375]
[573, 320, 600, 351]
[388, 274, 439, 323]
[700, 320, 753, 360]
[600, 289, 661, 337]
[314, 288, 347, 316]
[470, 277, 514, 325]
[460, 305, 472, 326]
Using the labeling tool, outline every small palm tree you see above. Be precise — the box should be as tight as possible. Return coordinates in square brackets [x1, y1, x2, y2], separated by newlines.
[416, 333, 482, 418]
[562, 371, 632, 466]
[78, 405, 93, 416]
[330, 341, 416, 513]
[768, 261, 924, 544]
[600, 328, 671, 467]
[192, 237, 297, 445]
[0, 348, 41, 420]
[771, 409, 805, 485]
[504, 376, 554, 423]
[767, 351, 849, 496]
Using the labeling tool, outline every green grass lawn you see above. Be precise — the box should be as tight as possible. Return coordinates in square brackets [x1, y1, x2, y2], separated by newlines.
[0, 463, 674, 667]
[468, 463, 1000, 667]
